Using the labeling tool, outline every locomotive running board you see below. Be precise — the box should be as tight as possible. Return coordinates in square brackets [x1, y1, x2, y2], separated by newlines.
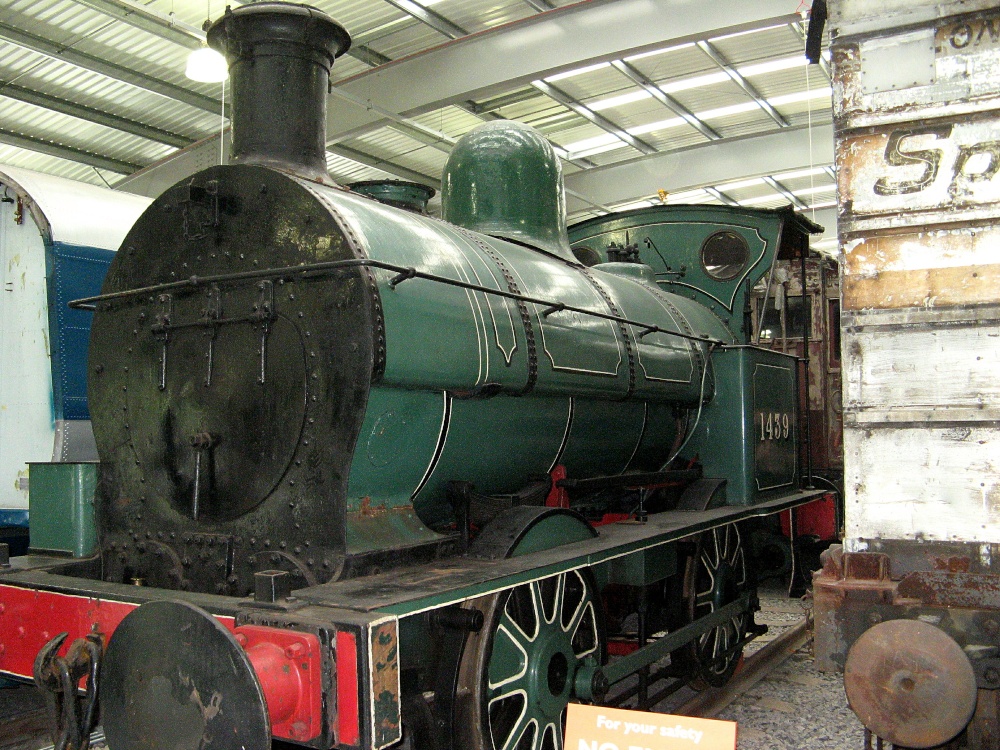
[296, 489, 827, 617]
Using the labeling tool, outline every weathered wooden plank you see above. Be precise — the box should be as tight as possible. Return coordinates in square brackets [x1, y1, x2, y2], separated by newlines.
[844, 425, 1000, 543]
[843, 318, 1000, 417]
[837, 114, 1000, 228]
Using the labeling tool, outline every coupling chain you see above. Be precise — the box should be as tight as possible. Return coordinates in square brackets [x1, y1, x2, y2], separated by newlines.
[33, 630, 104, 750]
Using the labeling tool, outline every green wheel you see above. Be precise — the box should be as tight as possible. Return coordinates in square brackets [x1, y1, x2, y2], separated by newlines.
[685, 523, 751, 688]
[456, 568, 604, 750]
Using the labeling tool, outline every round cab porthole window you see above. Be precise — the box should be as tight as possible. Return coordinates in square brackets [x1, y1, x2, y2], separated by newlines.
[700, 231, 749, 280]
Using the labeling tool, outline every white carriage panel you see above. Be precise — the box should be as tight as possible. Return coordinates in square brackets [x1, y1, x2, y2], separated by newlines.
[0, 165, 149, 250]
[843, 318, 1000, 422]
[0, 199, 54, 511]
[844, 424, 1000, 544]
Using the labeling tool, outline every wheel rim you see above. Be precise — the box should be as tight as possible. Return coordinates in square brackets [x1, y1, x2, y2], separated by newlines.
[688, 523, 749, 686]
[465, 569, 602, 750]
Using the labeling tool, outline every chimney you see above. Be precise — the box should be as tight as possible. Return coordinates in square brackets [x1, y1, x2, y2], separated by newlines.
[206, 2, 351, 182]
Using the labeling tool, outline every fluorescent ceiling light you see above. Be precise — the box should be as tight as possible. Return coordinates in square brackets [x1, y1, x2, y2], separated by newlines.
[623, 42, 695, 63]
[773, 166, 831, 181]
[545, 61, 612, 83]
[717, 176, 766, 191]
[186, 46, 228, 83]
[739, 56, 807, 78]
[589, 90, 653, 112]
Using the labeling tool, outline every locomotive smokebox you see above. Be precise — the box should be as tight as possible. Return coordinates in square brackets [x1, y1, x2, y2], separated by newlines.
[207, 2, 351, 182]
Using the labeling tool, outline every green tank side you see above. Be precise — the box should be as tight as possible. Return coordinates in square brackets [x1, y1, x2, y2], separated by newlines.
[681, 347, 800, 506]
[314, 187, 707, 532]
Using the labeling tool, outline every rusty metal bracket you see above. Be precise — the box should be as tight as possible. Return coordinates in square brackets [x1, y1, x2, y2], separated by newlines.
[33, 630, 104, 750]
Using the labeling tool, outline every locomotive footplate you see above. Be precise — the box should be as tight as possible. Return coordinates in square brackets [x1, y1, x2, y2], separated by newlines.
[294, 489, 826, 616]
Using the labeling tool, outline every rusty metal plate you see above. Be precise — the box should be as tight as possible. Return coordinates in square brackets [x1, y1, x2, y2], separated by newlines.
[368, 618, 401, 750]
[836, 8, 1000, 127]
[845, 619, 976, 748]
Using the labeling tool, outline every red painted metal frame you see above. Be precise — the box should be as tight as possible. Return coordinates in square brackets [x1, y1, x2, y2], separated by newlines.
[337, 630, 361, 747]
[0, 584, 338, 745]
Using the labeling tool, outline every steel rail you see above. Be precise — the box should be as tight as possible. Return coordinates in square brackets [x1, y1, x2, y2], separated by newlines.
[675, 617, 812, 718]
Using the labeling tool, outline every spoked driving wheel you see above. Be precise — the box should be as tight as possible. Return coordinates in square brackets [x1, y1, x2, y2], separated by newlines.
[685, 523, 752, 688]
[456, 569, 605, 750]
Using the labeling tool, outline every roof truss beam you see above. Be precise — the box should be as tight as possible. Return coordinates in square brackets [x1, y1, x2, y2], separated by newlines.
[762, 175, 808, 209]
[0, 82, 191, 148]
[326, 0, 802, 143]
[0, 21, 220, 114]
[381, 0, 467, 40]
[695, 40, 789, 128]
[531, 80, 657, 156]
[564, 123, 834, 213]
[71, 0, 203, 48]
[330, 144, 441, 188]
[609, 60, 721, 142]
[116, 0, 808, 195]
[0, 127, 140, 173]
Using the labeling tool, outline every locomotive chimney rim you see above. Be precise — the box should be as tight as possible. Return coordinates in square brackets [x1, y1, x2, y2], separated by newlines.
[207, 2, 351, 182]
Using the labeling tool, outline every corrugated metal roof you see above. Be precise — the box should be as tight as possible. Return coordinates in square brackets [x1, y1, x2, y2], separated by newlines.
[0, 0, 835, 233]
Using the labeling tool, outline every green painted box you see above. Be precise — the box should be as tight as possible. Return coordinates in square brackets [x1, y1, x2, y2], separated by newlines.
[28, 462, 98, 557]
[685, 347, 799, 506]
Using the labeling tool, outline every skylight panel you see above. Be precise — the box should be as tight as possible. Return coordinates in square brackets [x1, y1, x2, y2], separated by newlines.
[717, 176, 766, 191]
[768, 87, 833, 106]
[709, 23, 789, 43]
[660, 71, 730, 94]
[629, 117, 686, 136]
[738, 192, 783, 206]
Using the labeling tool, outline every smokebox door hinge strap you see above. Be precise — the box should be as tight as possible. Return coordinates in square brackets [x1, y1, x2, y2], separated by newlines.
[255, 280, 274, 384]
[153, 293, 173, 390]
[33, 631, 104, 750]
[203, 283, 223, 386]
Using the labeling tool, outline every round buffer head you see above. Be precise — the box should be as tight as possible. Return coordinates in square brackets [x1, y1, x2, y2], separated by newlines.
[101, 599, 270, 750]
[844, 618, 977, 749]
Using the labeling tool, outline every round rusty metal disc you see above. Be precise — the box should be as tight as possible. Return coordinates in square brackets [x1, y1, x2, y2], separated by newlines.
[844, 619, 977, 748]
[101, 600, 270, 750]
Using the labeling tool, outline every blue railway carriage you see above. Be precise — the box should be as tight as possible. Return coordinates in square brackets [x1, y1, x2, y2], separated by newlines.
[0, 166, 150, 551]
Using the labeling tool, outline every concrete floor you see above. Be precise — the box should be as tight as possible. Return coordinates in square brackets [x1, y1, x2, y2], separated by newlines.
[713, 584, 866, 750]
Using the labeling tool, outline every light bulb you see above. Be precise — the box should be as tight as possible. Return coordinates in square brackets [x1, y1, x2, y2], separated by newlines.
[185, 46, 228, 83]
